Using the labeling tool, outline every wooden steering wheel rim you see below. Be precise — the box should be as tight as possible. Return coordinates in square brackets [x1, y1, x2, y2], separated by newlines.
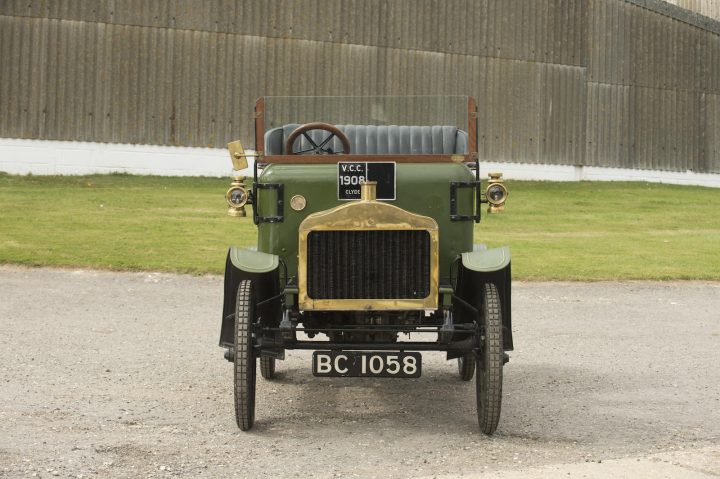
[284, 122, 351, 155]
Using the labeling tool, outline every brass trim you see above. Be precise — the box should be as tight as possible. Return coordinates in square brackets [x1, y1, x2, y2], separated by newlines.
[227, 139, 264, 170]
[298, 198, 439, 311]
[227, 140, 248, 170]
[360, 181, 377, 201]
[485, 183, 508, 206]
[226, 176, 248, 217]
[290, 194, 307, 211]
[486, 172, 508, 213]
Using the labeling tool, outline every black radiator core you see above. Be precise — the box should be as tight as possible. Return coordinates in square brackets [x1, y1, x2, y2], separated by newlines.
[306, 230, 431, 300]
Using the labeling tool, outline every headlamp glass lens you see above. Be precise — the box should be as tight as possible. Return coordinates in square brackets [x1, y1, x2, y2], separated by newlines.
[228, 188, 246, 206]
[487, 185, 506, 203]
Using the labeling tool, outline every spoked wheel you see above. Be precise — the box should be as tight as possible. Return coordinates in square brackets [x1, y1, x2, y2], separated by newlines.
[476, 283, 504, 435]
[234, 280, 257, 431]
[260, 356, 276, 380]
[457, 354, 476, 381]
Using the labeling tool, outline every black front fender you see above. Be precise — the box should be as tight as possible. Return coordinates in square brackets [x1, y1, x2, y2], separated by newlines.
[454, 246, 513, 351]
[219, 247, 281, 348]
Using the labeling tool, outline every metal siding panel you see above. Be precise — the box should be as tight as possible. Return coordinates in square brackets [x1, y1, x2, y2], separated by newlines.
[69, 20, 84, 141]
[1, 0, 719, 170]
[93, 22, 111, 142]
[686, 91, 702, 171]
[16, 16, 32, 137]
[233, 35, 256, 145]
[171, 29, 186, 145]
[710, 33, 720, 93]
[576, 0, 589, 66]
[164, 26, 178, 145]
[630, 87, 645, 170]
[121, 24, 137, 144]
[0, 1, 20, 16]
[667, 0, 720, 22]
[109, 24, 125, 144]
[589, 0, 632, 85]
[25, 17, 46, 139]
[587, 0, 601, 83]
[611, 85, 627, 168]
[135, 26, 151, 145]
[127, 25, 143, 145]
[540, 65, 586, 165]
[585, 83, 599, 166]
[145, 26, 161, 145]
[627, 85, 699, 172]
[212, 32, 227, 148]
[79, 20, 96, 141]
[39, 19, 55, 139]
[0, 18, 8, 129]
[197, 31, 215, 147]
[4, 0, 717, 58]
[545, 0, 557, 64]
[216, 0, 237, 33]
[222, 32, 239, 146]
[155, 26, 172, 145]
[477, 58, 543, 164]
[7, 16, 23, 138]
[0, 16, 15, 138]
[187, 30, 203, 146]
[53, 18, 70, 140]
[706, 94, 720, 173]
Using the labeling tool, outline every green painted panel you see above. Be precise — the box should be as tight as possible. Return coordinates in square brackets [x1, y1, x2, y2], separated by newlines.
[255, 162, 476, 283]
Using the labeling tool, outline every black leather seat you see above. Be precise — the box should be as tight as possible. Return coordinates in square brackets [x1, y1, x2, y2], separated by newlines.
[265, 124, 469, 155]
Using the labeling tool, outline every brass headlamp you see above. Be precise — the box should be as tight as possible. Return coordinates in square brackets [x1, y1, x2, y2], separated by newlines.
[226, 177, 249, 217]
[225, 140, 261, 218]
[485, 172, 508, 213]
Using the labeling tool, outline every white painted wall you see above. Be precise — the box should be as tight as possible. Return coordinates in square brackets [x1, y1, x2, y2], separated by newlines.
[0, 138, 253, 177]
[480, 162, 720, 188]
[1, 138, 719, 187]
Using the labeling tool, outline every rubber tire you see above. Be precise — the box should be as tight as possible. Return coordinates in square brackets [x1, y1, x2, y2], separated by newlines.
[260, 356, 276, 380]
[476, 283, 504, 435]
[234, 280, 257, 431]
[458, 354, 476, 381]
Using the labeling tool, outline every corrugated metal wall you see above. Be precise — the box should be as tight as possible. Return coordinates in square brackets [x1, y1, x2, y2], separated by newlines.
[0, 0, 719, 173]
[665, 0, 720, 22]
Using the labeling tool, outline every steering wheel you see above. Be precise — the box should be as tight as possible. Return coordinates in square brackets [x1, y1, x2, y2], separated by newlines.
[285, 122, 351, 155]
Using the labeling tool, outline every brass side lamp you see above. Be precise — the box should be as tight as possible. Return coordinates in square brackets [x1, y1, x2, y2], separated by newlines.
[226, 176, 249, 217]
[485, 172, 508, 213]
[225, 140, 261, 218]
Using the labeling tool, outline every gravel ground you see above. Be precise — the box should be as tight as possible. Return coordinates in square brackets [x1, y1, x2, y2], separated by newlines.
[1, 266, 719, 478]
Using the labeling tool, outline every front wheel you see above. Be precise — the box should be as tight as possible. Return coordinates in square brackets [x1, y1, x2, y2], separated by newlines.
[260, 356, 276, 380]
[234, 280, 257, 431]
[476, 283, 504, 435]
[457, 354, 476, 381]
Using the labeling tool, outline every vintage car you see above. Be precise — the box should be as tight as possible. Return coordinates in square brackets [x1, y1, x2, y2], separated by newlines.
[220, 96, 512, 434]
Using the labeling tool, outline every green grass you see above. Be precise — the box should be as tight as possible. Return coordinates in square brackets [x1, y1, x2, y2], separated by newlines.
[476, 181, 720, 280]
[1, 173, 719, 280]
[0, 173, 253, 274]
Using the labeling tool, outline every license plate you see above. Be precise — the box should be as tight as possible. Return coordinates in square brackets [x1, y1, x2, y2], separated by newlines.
[337, 162, 396, 201]
[312, 351, 421, 378]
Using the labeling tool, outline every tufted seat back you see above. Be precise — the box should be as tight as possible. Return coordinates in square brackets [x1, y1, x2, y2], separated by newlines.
[264, 124, 469, 155]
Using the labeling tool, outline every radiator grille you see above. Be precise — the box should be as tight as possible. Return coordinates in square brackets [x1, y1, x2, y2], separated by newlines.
[306, 230, 431, 300]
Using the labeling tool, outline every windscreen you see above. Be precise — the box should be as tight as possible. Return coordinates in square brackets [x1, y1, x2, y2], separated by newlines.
[262, 96, 472, 156]
[263, 96, 469, 131]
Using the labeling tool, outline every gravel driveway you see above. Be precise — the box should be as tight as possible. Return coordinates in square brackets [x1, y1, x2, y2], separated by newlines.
[1, 266, 719, 478]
